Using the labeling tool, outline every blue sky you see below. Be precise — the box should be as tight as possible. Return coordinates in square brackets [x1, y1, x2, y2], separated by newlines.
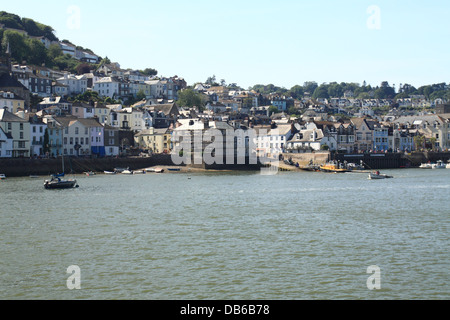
[2, 0, 450, 90]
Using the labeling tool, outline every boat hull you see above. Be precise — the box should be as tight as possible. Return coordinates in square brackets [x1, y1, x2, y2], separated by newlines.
[369, 173, 393, 180]
[44, 180, 78, 189]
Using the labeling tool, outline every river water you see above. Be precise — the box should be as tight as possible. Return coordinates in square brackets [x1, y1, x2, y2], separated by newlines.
[0, 168, 448, 300]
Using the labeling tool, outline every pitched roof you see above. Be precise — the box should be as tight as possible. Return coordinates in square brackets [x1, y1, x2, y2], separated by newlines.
[0, 73, 28, 90]
[0, 109, 27, 122]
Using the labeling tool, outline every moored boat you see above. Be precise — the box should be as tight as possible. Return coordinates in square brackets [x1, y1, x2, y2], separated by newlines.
[368, 171, 393, 180]
[419, 163, 433, 169]
[85, 171, 97, 176]
[0, 173, 6, 179]
[122, 170, 133, 175]
[44, 176, 78, 189]
[431, 160, 446, 169]
[104, 171, 116, 175]
[320, 163, 349, 173]
[447, 161, 450, 169]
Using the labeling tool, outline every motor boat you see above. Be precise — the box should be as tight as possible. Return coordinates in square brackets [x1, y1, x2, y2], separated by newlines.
[368, 171, 393, 180]
[44, 176, 78, 189]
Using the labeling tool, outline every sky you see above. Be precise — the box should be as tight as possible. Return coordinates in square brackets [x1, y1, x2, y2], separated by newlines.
[2, 0, 450, 90]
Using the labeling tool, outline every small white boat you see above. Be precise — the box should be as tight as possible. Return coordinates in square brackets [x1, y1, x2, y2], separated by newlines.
[104, 171, 116, 175]
[369, 171, 393, 180]
[133, 170, 146, 175]
[122, 170, 133, 175]
[432, 160, 446, 169]
[447, 161, 450, 169]
[419, 163, 433, 169]
[145, 167, 165, 173]
[0, 174, 6, 179]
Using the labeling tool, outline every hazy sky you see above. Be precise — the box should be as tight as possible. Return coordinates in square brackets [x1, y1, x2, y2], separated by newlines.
[2, 0, 450, 89]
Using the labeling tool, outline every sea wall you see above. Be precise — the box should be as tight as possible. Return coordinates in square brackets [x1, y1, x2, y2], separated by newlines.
[404, 152, 450, 167]
[0, 155, 176, 177]
[282, 152, 331, 167]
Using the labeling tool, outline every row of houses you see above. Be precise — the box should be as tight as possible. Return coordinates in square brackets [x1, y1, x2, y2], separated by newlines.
[8, 63, 187, 103]
[2, 99, 450, 160]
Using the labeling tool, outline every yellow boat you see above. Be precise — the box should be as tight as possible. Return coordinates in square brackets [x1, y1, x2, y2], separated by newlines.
[320, 163, 349, 173]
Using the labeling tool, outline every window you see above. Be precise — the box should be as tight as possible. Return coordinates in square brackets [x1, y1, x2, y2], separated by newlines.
[75, 127, 79, 135]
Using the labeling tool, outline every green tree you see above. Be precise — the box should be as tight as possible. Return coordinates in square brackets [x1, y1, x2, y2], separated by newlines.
[303, 81, 318, 95]
[288, 85, 304, 99]
[312, 84, 330, 99]
[43, 128, 50, 155]
[47, 43, 63, 60]
[136, 89, 146, 101]
[177, 89, 206, 111]
[140, 68, 158, 76]
[374, 81, 396, 99]
[26, 38, 47, 65]
[2, 30, 28, 63]
[268, 106, 279, 115]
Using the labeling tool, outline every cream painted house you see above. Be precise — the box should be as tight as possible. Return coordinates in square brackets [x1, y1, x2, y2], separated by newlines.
[0, 91, 25, 113]
[135, 127, 171, 154]
[0, 109, 30, 157]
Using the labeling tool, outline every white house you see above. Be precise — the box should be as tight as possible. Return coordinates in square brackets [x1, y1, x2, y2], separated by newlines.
[93, 77, 120, 99]
[286, 129, 324, 152]
[145, 80, 164, 99]
[57, 74, 88, 95]
[0, 126, 13, 158]
[29, 115, 47, 157]
[255, 124, 295, 157]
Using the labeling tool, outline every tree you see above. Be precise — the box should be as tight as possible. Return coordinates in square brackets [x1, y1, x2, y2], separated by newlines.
[140, 68, 158, 76]
[76, 63, 92, 75]
[374, 81, 396, 99]
[268, 106, 279, 115]
[205, 75, 218, 86]
[26, 38, 47, 65]
[47, 43, 63, 60]
[288, 85, 304, 99]
[177, 89, 206, 111]
[312, 84, 330, 100]
[136, 89, 146, 101]
[303, 81, 318, 95]
[43, 128, 50, 155]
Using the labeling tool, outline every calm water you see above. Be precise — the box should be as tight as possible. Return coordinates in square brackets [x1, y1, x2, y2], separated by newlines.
[0, 168, 448, 300]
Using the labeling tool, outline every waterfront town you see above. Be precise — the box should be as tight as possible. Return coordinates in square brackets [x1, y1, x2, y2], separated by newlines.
[0, 24, 450, 166]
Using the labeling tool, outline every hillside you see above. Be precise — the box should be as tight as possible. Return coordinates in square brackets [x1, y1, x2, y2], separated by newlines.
[0, 11, 58, 41]
[0, 11, 102, 74]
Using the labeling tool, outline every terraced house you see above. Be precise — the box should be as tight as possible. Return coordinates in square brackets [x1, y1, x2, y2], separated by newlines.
[0, 109, 30, 157]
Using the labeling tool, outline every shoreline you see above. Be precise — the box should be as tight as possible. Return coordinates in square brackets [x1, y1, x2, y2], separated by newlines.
[1, 151, 449, 178]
